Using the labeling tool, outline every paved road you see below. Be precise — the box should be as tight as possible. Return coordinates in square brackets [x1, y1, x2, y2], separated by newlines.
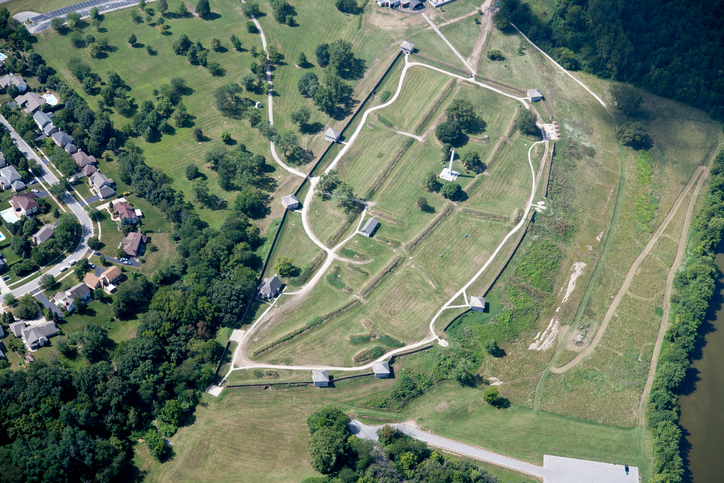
[0, 115, 94, 299]
[350, 420, 639, 483]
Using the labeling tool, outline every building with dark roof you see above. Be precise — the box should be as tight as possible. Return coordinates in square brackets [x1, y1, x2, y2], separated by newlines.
[32, 225, 55, 245]
[114, 201, 139, 225]
[10, 192, 38, 217]
[72, 150, 97, 169]
[53, 282, 92, 312]
[122, 231, 148, 257]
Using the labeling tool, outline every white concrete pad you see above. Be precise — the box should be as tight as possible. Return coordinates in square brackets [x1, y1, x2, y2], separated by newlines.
[229, 329, 245, 343]
[439, 168, 459, 181]
[544, 455, 638, 483]
[205, 384, 223, 397]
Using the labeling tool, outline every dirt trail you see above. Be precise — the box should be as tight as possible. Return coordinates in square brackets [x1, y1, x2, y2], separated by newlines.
[467, 0, 494, 70]
[637, 165, 710, 425]
[552, 166, 708, 374]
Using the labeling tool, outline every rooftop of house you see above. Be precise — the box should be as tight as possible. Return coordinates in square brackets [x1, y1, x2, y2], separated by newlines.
[325, 128, 342, 140]
[281, 194, 299, 206]
[72, 150, 97, 168]
[0, 165, 21, 181]
[122, 231, 148, 256]
[401, 40, 415, 51]
[101, 266, 122, 282]
[114, 201, 137, 219]
[11, 192, 38, 211]
[51, 131, 73, 146]
[258, 274, 282, 296]
[84, 272, 101, 289]
[33, 225, 55, 244]
[312, 370, 329, 382]
[361, 217, 379, 234]
[90, 171, 113, 188]
[373, 361, 390, 374]
[33, 110, 52, 127]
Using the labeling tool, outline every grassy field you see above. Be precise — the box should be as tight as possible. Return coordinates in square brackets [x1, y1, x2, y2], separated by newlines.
[263, 209, 322, 280]
[476, 28, 542, 90]
[439, 12, 483, 59]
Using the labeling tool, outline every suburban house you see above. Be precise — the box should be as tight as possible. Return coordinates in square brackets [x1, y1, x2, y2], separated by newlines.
[114, 201, 139, 225]
[32, 110, 54, 131]
[10, 192, 38, 217]
[53, 282, 92, 312]
[360, 217, 379, 237]
[84, 272, 102, 290]
[527, 89, 544, 102]
[401, 0, 424, 10]
[0, 152, 6, 168]
[51, 131, 74, 148]
[0, 73, 27, 92]
[312, 370, 330, 387]
[400, 41, 415, 55]
[101, 266, 122, 293]
[377, 0, 401, 7]
[89, 171, 116, 199]
[16, 92, 45, 113]
[470, 296, 486, 312]
[32, 225, 55, 245]
[81, 164, 97, 177]
[257, 274, 282, 299]
[72, 150, 97, 170]
[122, 231, 148, 257]
[9, 321, 59, 351]
[373, 361, 391, 378]
[324, 128, 342, 143]
[281, 194, 300, 210]
[0, 165, 25, 191]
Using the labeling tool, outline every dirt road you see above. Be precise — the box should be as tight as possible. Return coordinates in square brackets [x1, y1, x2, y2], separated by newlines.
[552, 166, 708, 374]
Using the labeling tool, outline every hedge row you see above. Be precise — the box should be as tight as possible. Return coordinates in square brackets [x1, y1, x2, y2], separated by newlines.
[648, 152, 724, 482]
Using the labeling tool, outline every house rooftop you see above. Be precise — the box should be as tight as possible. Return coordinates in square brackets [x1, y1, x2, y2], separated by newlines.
[312, 370, 329, 383]
[258, 274, 282, 297]
[33, 225, 55, 244]
[101, 266, 122, 282]
[84, 272, 101, 289]
[401, 40, 415, 53]
[373, 361, 390, 375]
[324, 128, 342, 142]
[122, 231, 148, 257]
[361, 217, 379, 236]
[72, 150, 97, 168]
[11, 192, 38, 212]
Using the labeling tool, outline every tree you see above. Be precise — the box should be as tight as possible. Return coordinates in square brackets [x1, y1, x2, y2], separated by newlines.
[485, 339, 505, 357]
[435, 120, 465, 146]
[276, 131, 299, 156]
[67, 12, 82, 29]
[196, 0, 211, 19]
[296, 51, 307, 67]
[3, 293, 16, 307]
[187, 45, 199, 64]
[291, 105, 311, 129]
[193, 127, 204, 142]
[274, 256, 295, 277]
[517, 108, 540, 137]
[335, 0, 358, 14]
[172, 33, 191, 55]
[417, 197, 429, 211]
[246, 20, 257, 33]
[214, 83, 250, 119]
[88, 236, 101, 250]
[68, 57, 91, 80]
[89, 6, 99, 19]
[88, 43, 102, 59]
[233, 187, 266, 218]
[40, 274, 56, 290]
[185, 164, 199, 180]
[297, 72, 319, 97]
[315, 43, 329, 67]
[270, 0, 293, 24]
[73, 258, 92, 280]
[327, 40, 354, 77]
[158, 0, 168, 15]
[487, 49, 505, 61]
[617, 121, 652, 150]
[483, 386, 502, 407]
[14, 294, 38, 320]
[71, 324, 110, 363]
[145, 430, 167, 460]
[445, 99, 481, 132]
[422, 172, 440, 192]
[461, 150, 484, 172]
[611, 84, 644, 116]
[308, 427, 348, 474]
[51, 17, 65, 33]
[440, 182, 463, 201]
[138, 0, 146, 9]
[128, 33, 137, 46]
[192, 178, 209, 202]
[207, 62, 224, 76]
[177, 2, 189, 16]
[50, 178, 70, 199]
[211, 38, 221, 51]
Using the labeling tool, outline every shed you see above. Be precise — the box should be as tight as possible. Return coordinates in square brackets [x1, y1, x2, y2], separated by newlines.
[373, 361, 391, 378]
[360, 217, 379, 237]
[400, 41, 415, 55]
[257, 274, 282, 299]
[470, 296, 486, 312]
[527, 89, 543, 102]
[312, 370, 329, 387]
[281, 194, 300, 210]
[324, 128, 342, 143]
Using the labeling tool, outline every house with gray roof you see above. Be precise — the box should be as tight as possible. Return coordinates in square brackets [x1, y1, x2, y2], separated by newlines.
[0, 153, 5, 168]
[0, 74, 27, 92]
[42, 122, 58, 136]
[64, 143, 77, 154]
[373, 361, 391, 378]
[32, 225, 55, 245]
[400, 41, 415, 54]
[281, 194, 300, 210]
[21, 322, 58, 351]
[53, 282, 92, 313]
[312, 370, 329, 387]
[51, 131, 74, 148]
[16, 92, 45, 113]
[360, 217, 379, 237]
[9, 321, 26, 338]
[257, 274, 282, 299]
[324, 128, 342, 143]
[33, 110, 53, 130]
[470, 296, 486, 312]
[89, 171, 116, 199]
[0, 165, 24, 191]
[72, 150, 97, 169]
[527, 89, 543, 102]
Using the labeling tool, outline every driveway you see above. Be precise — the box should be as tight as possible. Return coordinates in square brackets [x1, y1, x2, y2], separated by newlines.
[104, 255, 140, 268]
[349, 420, 639, 483]
[0, 115, 94, 298]
[84, 195, 100, 205]
[33, 290, 63, 318]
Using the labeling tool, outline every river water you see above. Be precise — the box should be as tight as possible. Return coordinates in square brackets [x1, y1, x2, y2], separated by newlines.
[678, 251, 724, 482]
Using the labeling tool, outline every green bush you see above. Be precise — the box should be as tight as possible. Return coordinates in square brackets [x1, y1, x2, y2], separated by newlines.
[379, 90, 391, 102]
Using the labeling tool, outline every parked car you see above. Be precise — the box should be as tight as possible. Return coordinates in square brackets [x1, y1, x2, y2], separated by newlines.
[124, 260, 132, 265]
[2, 276, 9, 281]
[119, 258, 128, 262]
[59, 266, 68, 272]
[69, 260, 77, 266]
[95, 252, 102, 256]
[31, 189, 39, 193]
[27, 180, 36, 185]
[89, 263, 96, 269]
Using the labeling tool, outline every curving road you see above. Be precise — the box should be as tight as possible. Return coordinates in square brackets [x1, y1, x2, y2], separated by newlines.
[0, 115, 94, 298]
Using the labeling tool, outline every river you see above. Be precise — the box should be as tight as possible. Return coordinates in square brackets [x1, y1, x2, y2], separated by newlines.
[678, 251, 724, 482]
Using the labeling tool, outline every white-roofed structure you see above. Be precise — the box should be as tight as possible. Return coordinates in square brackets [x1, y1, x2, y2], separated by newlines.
[373, 361, 391, 378]
[470, 296, 486, 312]
[527, 89, 543, 102]
[360, 217, 379, 237]
[281, 194, 300, 210]
[312, 370, 329, 387]
[400, 41, 415, 54]
[325, 128, 342, 143]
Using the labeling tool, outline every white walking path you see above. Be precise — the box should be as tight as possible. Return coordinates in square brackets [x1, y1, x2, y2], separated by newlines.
[422, 12, 476, 75]
[350, 420, 639, 483]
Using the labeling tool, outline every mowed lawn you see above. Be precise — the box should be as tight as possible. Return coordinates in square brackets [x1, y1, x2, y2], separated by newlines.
[33, 0, 273, 228]
[263, 210, 323, 280]
[476, 27, 544, 89]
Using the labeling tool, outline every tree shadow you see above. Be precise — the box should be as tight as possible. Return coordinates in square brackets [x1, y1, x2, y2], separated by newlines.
[214, 46, 228, 53]
[301, 122, 324, 135]
[420, 205, 436, 214]
[132, 43, 146, 49]
[343, 56, 367, 81]
[204, 12, 222, 21]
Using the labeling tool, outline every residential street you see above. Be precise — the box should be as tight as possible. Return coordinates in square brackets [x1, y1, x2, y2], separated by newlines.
[349, 420, 639, 483]
[0, 115, 94, 298]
